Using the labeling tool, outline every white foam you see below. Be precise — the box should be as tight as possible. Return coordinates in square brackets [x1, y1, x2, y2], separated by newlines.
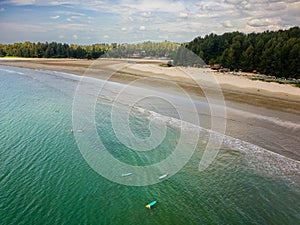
[0, 68, 25, 75]
[129, 105, 300, 183]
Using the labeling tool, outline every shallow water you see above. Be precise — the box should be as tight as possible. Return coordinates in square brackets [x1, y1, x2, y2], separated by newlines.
[0, 66, 299, 225]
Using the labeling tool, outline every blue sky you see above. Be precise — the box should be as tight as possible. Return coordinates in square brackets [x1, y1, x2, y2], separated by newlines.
[0, 0, 299, 44]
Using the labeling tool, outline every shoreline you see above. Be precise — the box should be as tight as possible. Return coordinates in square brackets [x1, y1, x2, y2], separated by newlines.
[1, 58, 300, 161]
[1, 57, 300, 115]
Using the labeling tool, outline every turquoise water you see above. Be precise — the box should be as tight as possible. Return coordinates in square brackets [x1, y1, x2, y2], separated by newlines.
[0, 66, 299, 225]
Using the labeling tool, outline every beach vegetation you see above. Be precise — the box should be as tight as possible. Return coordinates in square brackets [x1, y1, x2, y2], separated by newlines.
[159, 61, 174, 67]
[184, 26, 300, 79]
[250, 77, 300, 87]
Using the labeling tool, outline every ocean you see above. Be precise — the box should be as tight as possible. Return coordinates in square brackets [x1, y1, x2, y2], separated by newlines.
[0, 66, 299, 225]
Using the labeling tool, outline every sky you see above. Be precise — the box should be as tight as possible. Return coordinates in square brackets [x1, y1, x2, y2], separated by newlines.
[0, 0, 299, 44]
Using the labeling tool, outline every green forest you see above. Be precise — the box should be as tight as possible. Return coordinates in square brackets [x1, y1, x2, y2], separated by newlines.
[0, 42, 110, 59]
[105, 41, 179, 58]
[184, 26, 300, 78]
[0, 41, 179, 60]
[0, 27, 299, 78]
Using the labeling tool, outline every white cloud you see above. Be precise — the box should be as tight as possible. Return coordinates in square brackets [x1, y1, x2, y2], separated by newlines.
[121, 0, 185, 13]
[158, 35, 169, 40]
[285, 1, 300, 18]
[3, 0, 84, 6]
[247, 18, 281, 27]
[72, 34, 78, 40]
[221, 20, 233, 28]
[56, 11, 86, 16]
[103, 35, 109, 39]
[66, 15, 83, 22]
[0, 22, 48, 33]
[0, 8, 5, 12]
[50, 15, 60, 19]
[55, 23, 89, 31]
[1, 0, 299, 43]
[139, 25, 146, 31]
[196, 1, 233, 12]
[4, 0, 36, 5]
[195, 13, 219, 19]
[266, 2, 287, 11]
[70, 15, 82, 19]
[179, 12, 188, 19]
[4, 0, 184, 14]
[140, 12, 152, 18]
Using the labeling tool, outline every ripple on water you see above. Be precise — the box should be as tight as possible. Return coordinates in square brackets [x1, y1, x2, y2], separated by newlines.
[0, 66, 299, 225]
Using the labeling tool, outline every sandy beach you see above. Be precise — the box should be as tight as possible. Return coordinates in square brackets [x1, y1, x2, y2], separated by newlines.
[1, 58, 300, 161]
[1, 58, 299, 113]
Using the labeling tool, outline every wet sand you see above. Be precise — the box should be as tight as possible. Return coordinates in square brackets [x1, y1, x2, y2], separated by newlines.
[1, 58, 299, 161]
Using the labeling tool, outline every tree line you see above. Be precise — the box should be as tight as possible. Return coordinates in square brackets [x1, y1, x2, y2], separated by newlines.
[0, 41, 179, 59]
[105, 41, 179, 58]
[184, 26, 300, 78]
[0, 42, 110, 59]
